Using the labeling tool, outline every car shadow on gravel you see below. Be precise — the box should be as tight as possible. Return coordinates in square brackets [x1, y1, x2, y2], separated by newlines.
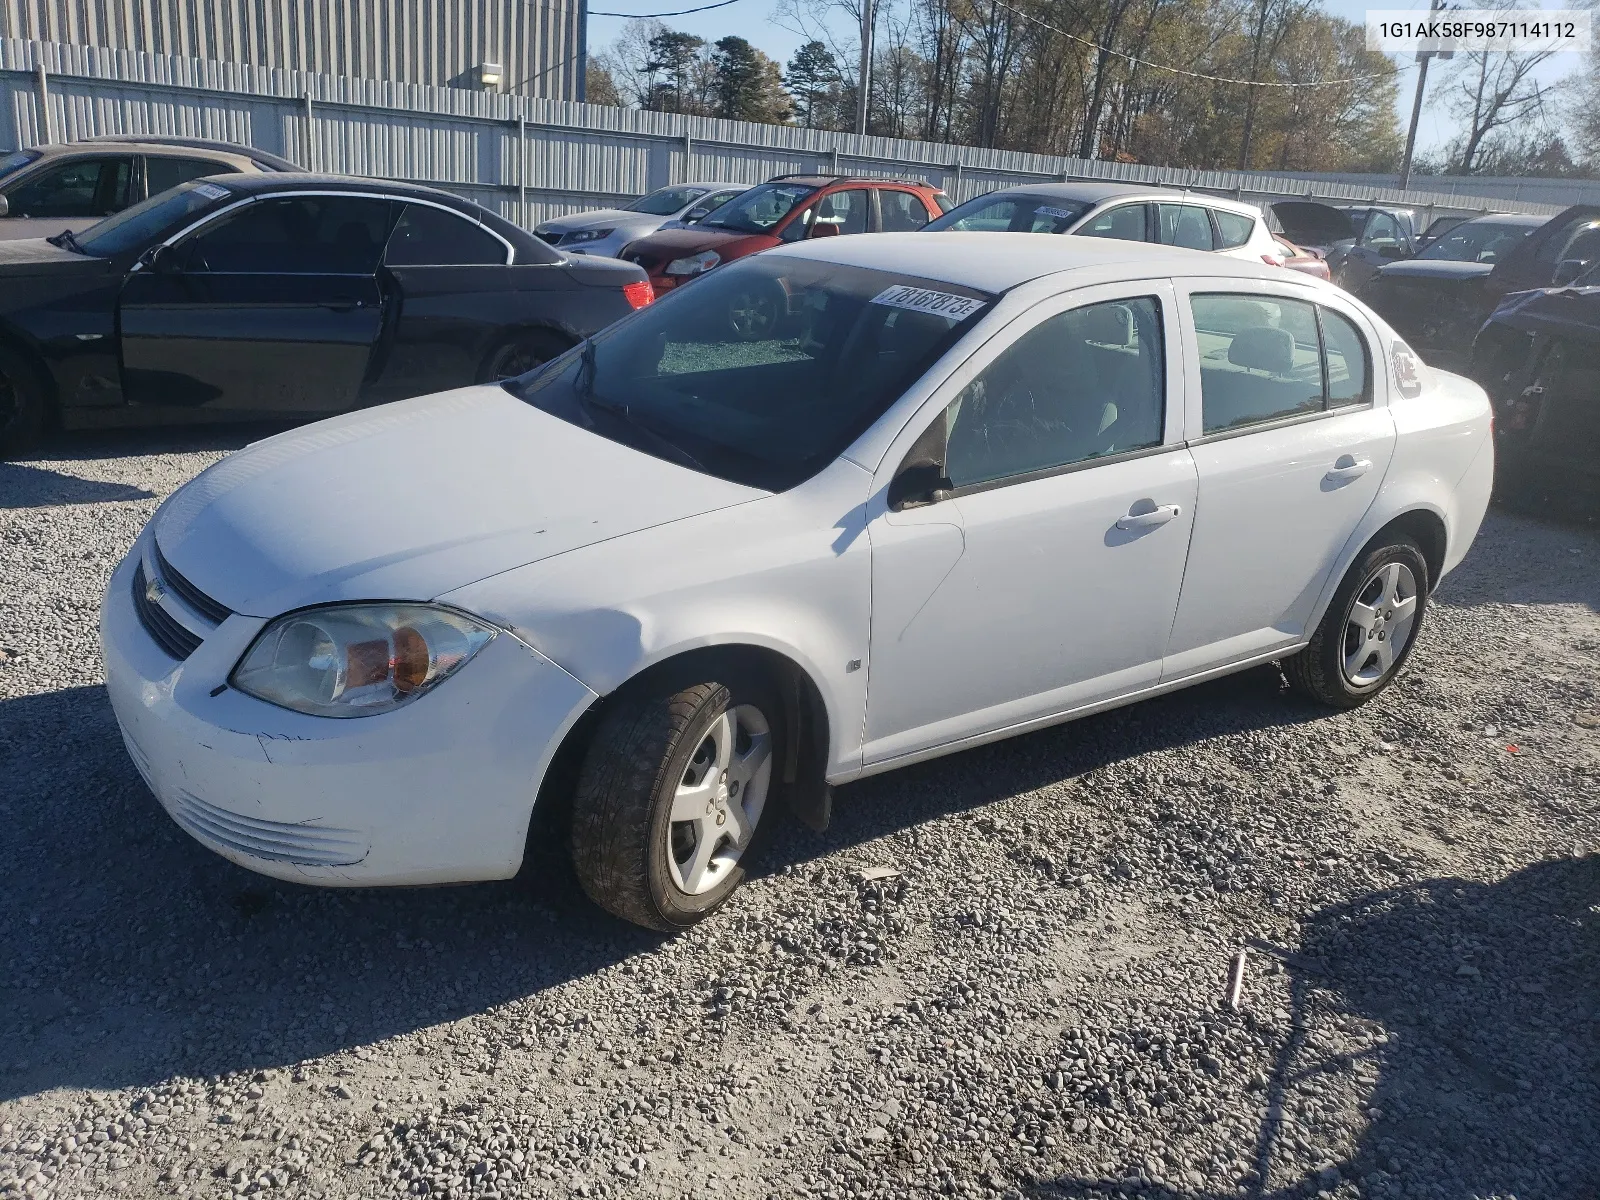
[769, 662, 1324, 875]
[22, 424, 289, 463]
[1028, 855, 1600, 1200]
[0, 685, 659, 1104]
[0, 461, 155, 507]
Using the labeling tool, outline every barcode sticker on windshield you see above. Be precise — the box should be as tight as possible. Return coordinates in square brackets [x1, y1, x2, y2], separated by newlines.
[870, 285, 986, 321]
[191, 182, 231, 200]
[1036, 206, 1079, 220]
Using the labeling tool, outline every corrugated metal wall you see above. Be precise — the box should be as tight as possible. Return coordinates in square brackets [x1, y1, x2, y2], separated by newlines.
[0, 0, 584, 99]
[1253, 170, 1600, 208]
[0, 37, 1566, 231]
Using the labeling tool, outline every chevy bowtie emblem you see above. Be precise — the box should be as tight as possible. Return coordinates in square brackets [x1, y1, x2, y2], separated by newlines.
[145, 573, 168, 605]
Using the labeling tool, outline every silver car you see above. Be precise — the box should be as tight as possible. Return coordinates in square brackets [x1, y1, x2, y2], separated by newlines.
[533, 182, 748, 258]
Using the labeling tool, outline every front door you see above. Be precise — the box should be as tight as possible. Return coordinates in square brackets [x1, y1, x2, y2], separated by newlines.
[118, 193, 393, 415]
[863, 283, 1197, 765]
[1162, 283, 1396, 678]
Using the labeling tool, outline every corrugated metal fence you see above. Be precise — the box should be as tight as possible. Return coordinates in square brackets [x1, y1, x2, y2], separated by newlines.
[0, 37, 1567, 232]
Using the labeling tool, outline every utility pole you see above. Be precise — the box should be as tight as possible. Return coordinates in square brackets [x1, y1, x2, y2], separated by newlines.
[1400, 0, 1450, 189]
[855, 0, 874, 137]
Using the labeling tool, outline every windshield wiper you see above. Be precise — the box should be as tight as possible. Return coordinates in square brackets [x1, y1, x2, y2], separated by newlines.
[46, 228, 90, 255]
[571, 341, 706, 473]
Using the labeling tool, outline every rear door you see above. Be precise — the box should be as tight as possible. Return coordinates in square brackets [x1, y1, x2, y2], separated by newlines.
[877, 188, 935, 231]
[118, 193, 393, 415]
[1163, 280, 1395, 677]
[364, 202, 516, 402]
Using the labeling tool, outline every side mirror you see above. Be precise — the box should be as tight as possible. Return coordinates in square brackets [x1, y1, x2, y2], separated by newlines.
[0, 194, 9, 218]
[1552, 258, 1586, 287]
[136, 243, 170, 272]
[888, 462, 950, 510]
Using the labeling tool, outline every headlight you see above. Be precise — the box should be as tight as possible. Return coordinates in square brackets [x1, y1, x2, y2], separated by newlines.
[231, 604, 496, 718]
[666, 250, 720, 277]
[567, 228, 613, 244]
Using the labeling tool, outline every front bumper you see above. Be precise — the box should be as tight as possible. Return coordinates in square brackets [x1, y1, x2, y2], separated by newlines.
[100, 538, 597, 887]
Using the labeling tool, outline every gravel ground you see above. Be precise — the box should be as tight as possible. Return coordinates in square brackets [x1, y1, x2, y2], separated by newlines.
[2, 429, 1598, 1200]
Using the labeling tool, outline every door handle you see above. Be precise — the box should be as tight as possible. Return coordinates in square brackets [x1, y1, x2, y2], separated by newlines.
[322, 297, 365, 312]
[1116, 503, 1182, 530]
[1325, 455, 1372, 482]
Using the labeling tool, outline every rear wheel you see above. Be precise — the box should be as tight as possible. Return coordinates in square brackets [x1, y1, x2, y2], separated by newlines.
[0, 344, 49, 458]
[1283, 537, 1429, 708]
[570, 671, 782, 931]
[480, 330, 572, 383]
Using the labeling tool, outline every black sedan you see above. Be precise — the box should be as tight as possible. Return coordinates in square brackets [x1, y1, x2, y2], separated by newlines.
[0, 173, 652, 454]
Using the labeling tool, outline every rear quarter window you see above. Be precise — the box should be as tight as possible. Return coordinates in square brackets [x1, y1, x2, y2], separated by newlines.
[1213, 210, 1255, 249]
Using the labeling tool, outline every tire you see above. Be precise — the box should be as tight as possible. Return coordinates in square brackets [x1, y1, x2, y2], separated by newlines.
[0, 343, 49, 458]
[725, 280, 784, 342]
[479, 329, 572, 383]
[570, 670, 783, 931]
[1283, 536, 1430, 709]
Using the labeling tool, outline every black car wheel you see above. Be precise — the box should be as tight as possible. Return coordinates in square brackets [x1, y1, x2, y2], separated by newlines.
[0, 344, 49, 459]
[481, 330, 573, 383]
[726, 283, 783, 342]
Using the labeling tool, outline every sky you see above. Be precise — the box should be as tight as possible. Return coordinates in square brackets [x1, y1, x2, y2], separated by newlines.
[585, 0, 1589, 159]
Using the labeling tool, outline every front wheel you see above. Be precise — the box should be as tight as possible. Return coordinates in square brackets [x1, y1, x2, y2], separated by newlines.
[1282, 537, 1429, 708]
[480, 330, 572, 383]
[570, 672, 782, 931]
[0, 344, 49, 458]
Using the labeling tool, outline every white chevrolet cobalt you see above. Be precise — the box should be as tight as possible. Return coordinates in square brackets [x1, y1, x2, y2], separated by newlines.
[102, 234, 1493, 931]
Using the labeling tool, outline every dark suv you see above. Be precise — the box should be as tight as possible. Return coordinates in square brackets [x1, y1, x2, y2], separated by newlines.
[620, 174, 950, 297]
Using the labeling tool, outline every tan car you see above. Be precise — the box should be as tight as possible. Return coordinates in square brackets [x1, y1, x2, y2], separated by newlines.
[0, 136, 294, 241]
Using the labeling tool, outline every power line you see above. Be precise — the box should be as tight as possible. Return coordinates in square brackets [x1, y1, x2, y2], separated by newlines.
[988, 0, 1415, 89]
[590, 0, 745, 17]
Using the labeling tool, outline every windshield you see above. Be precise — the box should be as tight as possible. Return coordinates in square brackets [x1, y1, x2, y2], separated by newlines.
[76, 179, 235, 258]
[1417, 220, 1535, 263]
[699, 183, 816, 235]
[0, 148, 40, 183]
[926, 193, 1090, 233]
[626, 186, 709, 216]
[506, 255, 992, 491]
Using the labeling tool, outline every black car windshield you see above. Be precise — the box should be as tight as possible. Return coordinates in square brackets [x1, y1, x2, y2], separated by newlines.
[698, 183, 816, 235]
[625, 186, 709, 216]
[0, 148, 40, 182]
[1417, 220, 1536, 263]
[76, 179, 235, 258]
[926, 193, 1090, 233]
[506, 255, 992, 491]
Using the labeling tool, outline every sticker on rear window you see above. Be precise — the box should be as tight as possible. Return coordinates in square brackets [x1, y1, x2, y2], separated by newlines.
[870, 285, 986, 321]
[190, 182, 231, 200]
[1035, 205, 1080, 220]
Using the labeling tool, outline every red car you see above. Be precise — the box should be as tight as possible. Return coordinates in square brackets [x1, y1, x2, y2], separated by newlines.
[620, 174, 950, 297]
[1264, 235, 1332, 282]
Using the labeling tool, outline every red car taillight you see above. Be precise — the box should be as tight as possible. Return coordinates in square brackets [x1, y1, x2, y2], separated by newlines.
[623, 280, 653, 309]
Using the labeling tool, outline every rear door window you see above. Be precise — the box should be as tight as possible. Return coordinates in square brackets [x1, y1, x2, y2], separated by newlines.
[814, 189, 869, 236]
[1158, 204, 1216, 252]
[1213, 210, 1255, 249]
[384, 204, 506, 266]
[880, 189, 932, 232]
[145, 156, 237, 197]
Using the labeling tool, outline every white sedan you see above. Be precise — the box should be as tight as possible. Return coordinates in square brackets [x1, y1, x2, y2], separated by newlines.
[102, 234, 1494, 930]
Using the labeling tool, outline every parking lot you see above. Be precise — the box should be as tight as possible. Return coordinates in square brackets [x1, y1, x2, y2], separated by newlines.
[2, 429, 1598, 1200]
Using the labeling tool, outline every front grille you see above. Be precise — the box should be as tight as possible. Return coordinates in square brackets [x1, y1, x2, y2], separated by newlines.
[154, 544, 232, 624]
[172, 790, 369, 866]
[133, 562, 203, 660]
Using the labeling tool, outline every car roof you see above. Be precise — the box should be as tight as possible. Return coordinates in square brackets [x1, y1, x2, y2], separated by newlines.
[198, 171, 485, 208]
[1457, 213, 1547, 227]
[770, 230, 1298, 293]
[653, 181, 747, 191]
[30, 138, 264, 167]
[82, 135, 299, 170]
[960, 181, 1262, 215]
[766, 174, 934, 188]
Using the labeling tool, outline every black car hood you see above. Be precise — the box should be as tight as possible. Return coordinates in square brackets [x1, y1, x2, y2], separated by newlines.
[0, 237, 112, 277]
[1272, 201, 1356, 248]
[1376, 259, 1493, 281]
[1483, 286, 1600, 348]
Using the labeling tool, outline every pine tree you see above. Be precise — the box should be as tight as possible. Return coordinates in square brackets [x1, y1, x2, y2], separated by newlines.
[711, 36, 794, 124]
[644, 31, 706, 113]
[784, 41, 841, 128]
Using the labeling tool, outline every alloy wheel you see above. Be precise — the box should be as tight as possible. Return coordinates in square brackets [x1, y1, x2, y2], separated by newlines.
[1342, 561, 1420, 687]
[667, 704, 773, 895]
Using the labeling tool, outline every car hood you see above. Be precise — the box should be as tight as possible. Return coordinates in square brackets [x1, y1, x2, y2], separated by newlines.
[1376, 259, 1494, 281]
[152, 387, 766, 619]
[1483, 285, 1600, 347]
[1272, 201, 1356, 249]
[539, 209, 654, 234]
[0, 236, 112, 276]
